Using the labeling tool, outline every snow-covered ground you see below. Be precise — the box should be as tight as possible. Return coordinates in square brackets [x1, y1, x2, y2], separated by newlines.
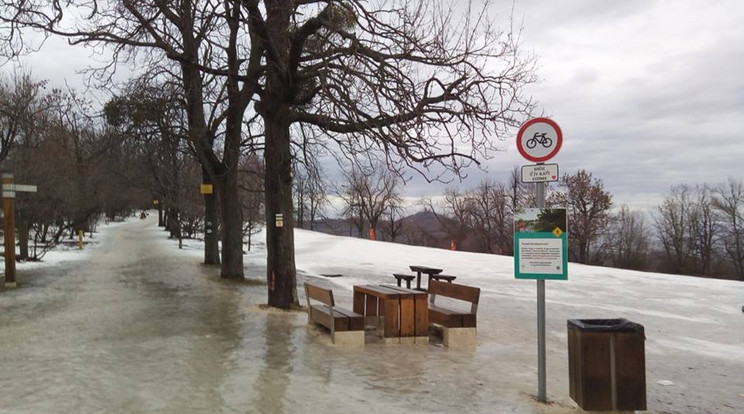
[1, 215, 743, 413]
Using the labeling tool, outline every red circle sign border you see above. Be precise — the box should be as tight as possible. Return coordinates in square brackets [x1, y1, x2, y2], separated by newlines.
[516, 117, 563, 163]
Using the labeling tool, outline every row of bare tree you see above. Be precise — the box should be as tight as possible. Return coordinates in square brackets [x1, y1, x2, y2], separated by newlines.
[0, 72, 148, 260]
[1, 1, 536, 308]
[0, 68, 266, 261]
[326, 165, 744, 281]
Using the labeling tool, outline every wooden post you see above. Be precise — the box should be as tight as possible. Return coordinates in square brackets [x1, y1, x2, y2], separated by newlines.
[78, 230, 84, 250]
[3, 173, 16, 288]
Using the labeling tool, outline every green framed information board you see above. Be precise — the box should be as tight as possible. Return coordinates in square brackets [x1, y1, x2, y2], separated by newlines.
[514, 208, 568, 280]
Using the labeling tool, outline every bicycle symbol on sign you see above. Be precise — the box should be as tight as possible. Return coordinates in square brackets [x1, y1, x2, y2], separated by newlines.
[526, 132, 553, 149]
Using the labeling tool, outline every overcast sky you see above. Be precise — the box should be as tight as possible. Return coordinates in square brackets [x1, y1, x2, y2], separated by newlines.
[486, 0, 744, 210]
[12, 0, 744, 211]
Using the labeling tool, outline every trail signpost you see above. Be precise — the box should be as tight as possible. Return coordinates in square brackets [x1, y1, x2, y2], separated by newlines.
[515, 117, 564, 403]
[2, 173, 37, 288]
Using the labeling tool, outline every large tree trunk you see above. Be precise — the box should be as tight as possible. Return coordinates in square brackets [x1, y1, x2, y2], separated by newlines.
[264, 107, 298, 308]
[218, 168, 244, 279]
[203, 169, 220, 265]
[217, 86, 246, 280]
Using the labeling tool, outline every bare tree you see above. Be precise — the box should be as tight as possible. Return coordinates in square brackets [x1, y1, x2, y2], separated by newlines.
[248, 0, 535, 307]
[550, 170, 613, 264]
[383, 198, 407, 242]
[293, 163, 327, 230]
[426, 189, 472, 250]
[655, 185, 696, 274]
[104, 79, 191, 244]
[689, 185, 719, 276]
[609, 205, 650, 270]
[713, 178, 744, 279]
[0, 0, 259, 277]
[239, 153, 264, 252]
[507, 165, 534, 210]
[338, 166, 402, 240]
[0, 70, 48, 166]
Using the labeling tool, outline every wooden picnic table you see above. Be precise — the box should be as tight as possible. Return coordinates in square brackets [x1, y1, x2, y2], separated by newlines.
[409, 265, 443, 290]
[352, 284, 428, 343]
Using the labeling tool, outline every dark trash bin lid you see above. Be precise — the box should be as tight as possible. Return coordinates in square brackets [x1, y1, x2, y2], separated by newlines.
[567, 318, 644, 333]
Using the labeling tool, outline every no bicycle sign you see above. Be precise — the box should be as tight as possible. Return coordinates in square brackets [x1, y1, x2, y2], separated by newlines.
[516, 118, 562, 163]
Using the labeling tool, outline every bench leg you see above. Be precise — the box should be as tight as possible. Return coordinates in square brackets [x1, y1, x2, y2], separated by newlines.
[333, 330, 365, 346]
[442, 327, 477, 348]
[406, 279, 411, 289]
[396, 278, 402, 287]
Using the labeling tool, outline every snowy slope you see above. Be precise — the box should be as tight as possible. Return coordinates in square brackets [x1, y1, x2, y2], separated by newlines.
[245, 227, 744, 412]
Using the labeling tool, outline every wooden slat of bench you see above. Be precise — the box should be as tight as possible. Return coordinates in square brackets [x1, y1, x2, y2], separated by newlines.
[429, 305, 463, 327]
[461, 313, 476, 328]
[331, 307, 365, 331]
[310, 305, 351, 332]
[305, 283, 334, 306]
[429, 305, 477, 328]
[429, 280, 480, 304]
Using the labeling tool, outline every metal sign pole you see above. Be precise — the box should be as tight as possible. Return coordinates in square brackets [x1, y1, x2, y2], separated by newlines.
[515, 117, 563, 404]
[536, 179, 547, 402]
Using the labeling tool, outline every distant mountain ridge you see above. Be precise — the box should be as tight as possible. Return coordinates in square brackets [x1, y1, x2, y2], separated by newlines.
[300, 210, 454, 249]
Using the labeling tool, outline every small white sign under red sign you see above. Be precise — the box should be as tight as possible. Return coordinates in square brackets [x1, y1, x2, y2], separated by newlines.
[521, 163, 559, 183]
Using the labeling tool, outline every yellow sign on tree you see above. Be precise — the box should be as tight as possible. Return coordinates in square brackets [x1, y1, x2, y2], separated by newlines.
[200, 184, 213, 194]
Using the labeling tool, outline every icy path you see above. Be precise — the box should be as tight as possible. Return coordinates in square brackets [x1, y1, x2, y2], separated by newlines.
[1, 216, 742, 413]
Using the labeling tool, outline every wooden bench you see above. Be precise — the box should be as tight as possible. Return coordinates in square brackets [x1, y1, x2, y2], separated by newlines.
[392, 273, 416, 289]
[304, 283, 365, 345]
[428, 280, 481, 347]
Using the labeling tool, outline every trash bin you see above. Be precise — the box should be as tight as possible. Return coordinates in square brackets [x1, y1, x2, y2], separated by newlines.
[567, 318, 646, 411]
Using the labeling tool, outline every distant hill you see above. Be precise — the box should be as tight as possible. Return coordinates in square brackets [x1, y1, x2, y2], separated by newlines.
[300, 210, 455, 249]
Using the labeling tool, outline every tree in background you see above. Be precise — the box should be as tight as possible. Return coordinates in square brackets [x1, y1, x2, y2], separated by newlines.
[293, 163, 327, 231]
[507, 166, 534, 210]
[428, 179, 513, 254]
[104, 79, 191, 244]
[240, 152, 265, 251]
[0, 71, 49, 166]
[655, 185, 701, 275]
[382, 198, 407, 242]
[713, 178, 744, 279]
[338, 166, 402, 241]
[609, 205, 650, 270]
[550, 170, 612, 264]
[0, 0, 256, 278]
[689, 185, 720, 276]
